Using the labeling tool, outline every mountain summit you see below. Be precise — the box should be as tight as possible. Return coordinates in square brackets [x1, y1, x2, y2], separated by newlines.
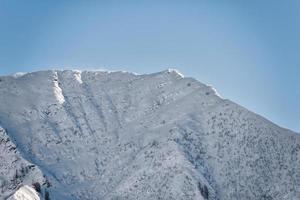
[0, 69, 299, 200]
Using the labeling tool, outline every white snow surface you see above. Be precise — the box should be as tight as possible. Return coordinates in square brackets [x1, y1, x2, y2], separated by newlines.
[7, 185, 40, 200]
[0, 69, 299, 200]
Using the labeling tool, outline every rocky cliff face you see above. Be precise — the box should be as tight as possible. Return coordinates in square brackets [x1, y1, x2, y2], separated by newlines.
[0, 69, 299, 200]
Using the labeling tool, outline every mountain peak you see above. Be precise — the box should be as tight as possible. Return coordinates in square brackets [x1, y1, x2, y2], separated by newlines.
[0, 69, 299, 200]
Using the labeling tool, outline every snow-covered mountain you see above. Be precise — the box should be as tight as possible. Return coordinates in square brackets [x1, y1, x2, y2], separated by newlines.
[0, 69, 299, 200]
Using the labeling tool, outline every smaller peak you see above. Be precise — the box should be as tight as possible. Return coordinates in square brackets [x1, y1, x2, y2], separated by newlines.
[11, 72, 28, 78]
[160, 68, 184, 78]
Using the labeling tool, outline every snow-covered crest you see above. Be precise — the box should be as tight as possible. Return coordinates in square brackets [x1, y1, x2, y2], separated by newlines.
[0, 69, 299, 200]
[12, 72, 28, 78]
[166, 68, 184, 78]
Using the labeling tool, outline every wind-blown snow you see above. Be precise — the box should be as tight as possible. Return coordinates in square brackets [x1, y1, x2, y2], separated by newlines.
[0, 69, 299, 200]
[73, 70, 83, 84]
[53, 72, 65, 104]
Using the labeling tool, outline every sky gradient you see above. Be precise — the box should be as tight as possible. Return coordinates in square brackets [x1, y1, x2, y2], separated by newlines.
[0, 1, 299, 132]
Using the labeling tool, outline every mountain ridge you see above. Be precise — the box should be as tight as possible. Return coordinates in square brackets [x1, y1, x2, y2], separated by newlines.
[0, 69, 299, 200]
[1, 69, 295, 133]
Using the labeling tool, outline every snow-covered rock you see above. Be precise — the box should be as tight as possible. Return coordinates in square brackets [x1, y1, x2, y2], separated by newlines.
[0, 69, 299, 200]
[7, 185, 40, 200]
[0, 127, 45, 199]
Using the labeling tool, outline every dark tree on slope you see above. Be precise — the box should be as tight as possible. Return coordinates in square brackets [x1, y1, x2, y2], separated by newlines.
[32, 182, 41, 193]
[198, 182, 209, 199]
[45, 190, 50, 200]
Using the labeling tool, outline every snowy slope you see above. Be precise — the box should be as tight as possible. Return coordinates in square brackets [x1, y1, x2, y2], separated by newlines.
[0, 127, 45, 200]
[0, 69, 299, 200]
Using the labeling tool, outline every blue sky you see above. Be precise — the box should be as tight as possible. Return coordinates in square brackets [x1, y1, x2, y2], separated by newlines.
[0, 1, 299, 132]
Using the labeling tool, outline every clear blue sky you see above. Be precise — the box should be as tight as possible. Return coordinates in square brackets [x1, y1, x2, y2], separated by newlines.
[0, 0, 299, 132]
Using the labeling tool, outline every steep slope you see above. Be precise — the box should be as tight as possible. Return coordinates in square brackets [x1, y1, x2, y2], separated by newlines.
[0, 69, 299, 200]
[0, 127, 46, 199]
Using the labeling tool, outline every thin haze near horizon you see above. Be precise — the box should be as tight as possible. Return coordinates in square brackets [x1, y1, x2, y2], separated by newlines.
[0, 1, 299, 132]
